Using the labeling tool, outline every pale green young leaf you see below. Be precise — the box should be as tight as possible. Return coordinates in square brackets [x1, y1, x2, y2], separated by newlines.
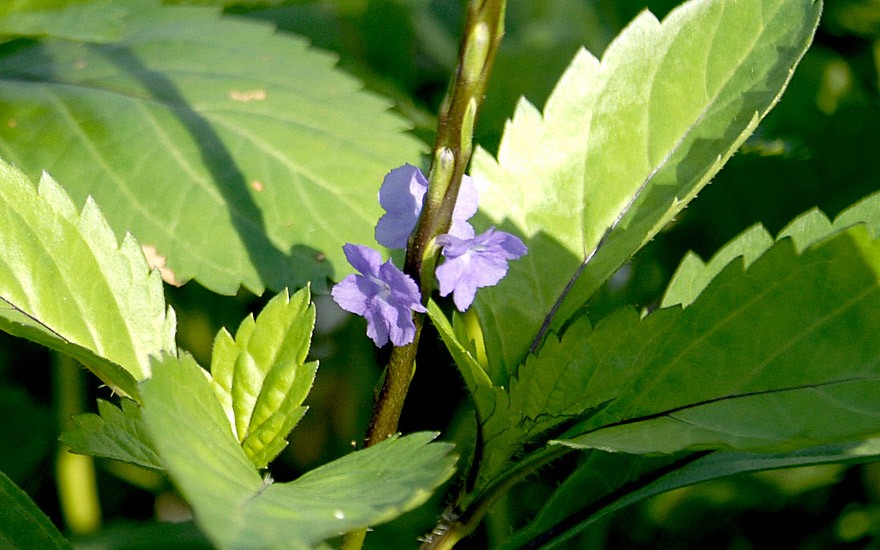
[502, 439, 880, 549]
[141, 353, 457, 549]
[0, 470, 71, 549]
[0, 158, 176, 398]
[210, 288, 318, 469]
[468, 0, 822, 381]
[0, 0, 425, 296]
[60, 398, 162, 471]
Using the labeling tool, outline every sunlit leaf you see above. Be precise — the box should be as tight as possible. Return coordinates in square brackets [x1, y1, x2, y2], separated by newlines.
[468, 0, 822, 381]
[0, 0, 425, 296]
[210, 287, 318, 469]
[0, 158, 176, 397]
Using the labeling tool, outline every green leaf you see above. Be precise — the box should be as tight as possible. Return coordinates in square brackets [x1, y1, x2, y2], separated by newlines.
[426, 300, 495, 418]
[0, 1, 127, 42]
[240, 432, 456, 548]
[0, 470, 71, 549]
[60, 398, 162, 471]
[210, 287, 318, 469]
[468, 0, 822, 381]
[501, 439, 880, 549]
[559, 233, 880, 453]
[0, 0, 425, 296]
[663, 190, 880, 309]
[476, 316, 602, 484]
[477, 196, 880, 480]
[142, 353, 262, 544]
[0, 158, 176, 398]
[661, 224, 774, 308]
[141, 352, 457, 549]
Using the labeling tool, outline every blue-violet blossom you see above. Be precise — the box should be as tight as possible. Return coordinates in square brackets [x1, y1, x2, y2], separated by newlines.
[331, 243, 426, 347]
[375, 163, 478, 249]
[435, 228, 527, 312]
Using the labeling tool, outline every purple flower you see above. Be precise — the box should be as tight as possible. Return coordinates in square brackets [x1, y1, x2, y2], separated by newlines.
[331, 244, 427, 347]
[375, 164, 478, 249]
[435, 228, 527, 311]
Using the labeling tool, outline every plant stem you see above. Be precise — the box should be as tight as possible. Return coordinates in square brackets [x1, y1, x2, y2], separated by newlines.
[54, 354, 101, 535]
[406, 0, 507, 290]
[342, 2, 506, 548]
[420, 445, 570, 549]
[362, 0, 507, 450]
[363, 329, 423, 446]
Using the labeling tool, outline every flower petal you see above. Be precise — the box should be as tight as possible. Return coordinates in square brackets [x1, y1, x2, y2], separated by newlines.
[375, 164, 428, 248]
[343, 243, 383, 276]
[436, 228, 527, 311]
[448, 175, 478, 240]
[330, 274, 369, 315]
[332, 243, 426, 347]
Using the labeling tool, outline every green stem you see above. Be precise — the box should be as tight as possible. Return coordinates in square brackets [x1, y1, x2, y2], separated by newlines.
[420, 445, 571, 549]
[363, 325, 423, 446]
[54, 354, 101, 535]
[361, 0, 506, 454]
[406, 0, 507, 290]
[342, 1, 507, 548]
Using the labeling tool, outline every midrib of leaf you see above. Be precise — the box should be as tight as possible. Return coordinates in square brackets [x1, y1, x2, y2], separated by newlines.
[573, 375, 880, 442]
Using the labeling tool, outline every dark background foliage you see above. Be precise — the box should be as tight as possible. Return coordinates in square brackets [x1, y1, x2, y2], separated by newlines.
[2, 0, 879, 547]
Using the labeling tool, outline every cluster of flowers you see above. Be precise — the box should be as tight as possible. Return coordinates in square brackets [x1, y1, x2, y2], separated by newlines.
[331, 164, 526, 347]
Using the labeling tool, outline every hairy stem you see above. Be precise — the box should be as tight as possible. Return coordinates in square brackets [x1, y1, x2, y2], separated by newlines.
[343, 2, 506, 548]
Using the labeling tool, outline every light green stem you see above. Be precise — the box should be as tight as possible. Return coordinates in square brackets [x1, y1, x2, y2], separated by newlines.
[54, 354, 101, 534]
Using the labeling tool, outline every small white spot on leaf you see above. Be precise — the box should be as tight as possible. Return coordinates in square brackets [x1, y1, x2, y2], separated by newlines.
[229, 89, 267, 102]
[142, 244, 182, 287]
[333, 510, 345, 520]
[250, 180, 264, 192]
